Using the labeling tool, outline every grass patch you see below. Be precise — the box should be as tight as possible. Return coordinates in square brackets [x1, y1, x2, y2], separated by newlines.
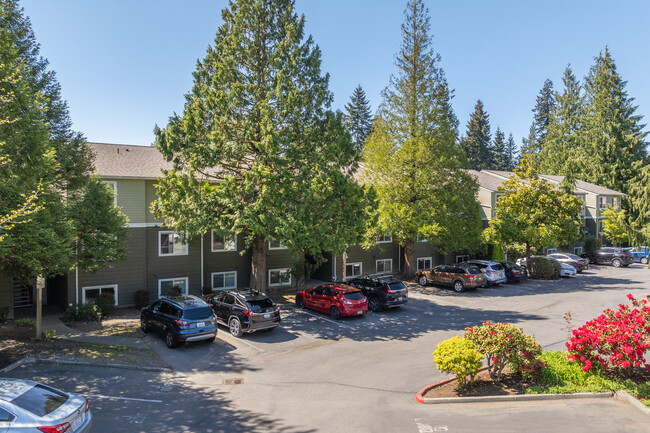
[15, 318, 34, 327]
[83, 342, 131, 351]
[91, 322, 141, 338]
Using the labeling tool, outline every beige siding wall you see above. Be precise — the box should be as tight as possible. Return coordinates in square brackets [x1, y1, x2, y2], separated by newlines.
[477, 188, 492, 220]
[145, 181, 163, 224]
[115, 179, 146, 223]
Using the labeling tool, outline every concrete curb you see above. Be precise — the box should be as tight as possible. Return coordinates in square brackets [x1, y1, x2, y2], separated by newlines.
[0, 357, 172, 375]
[614, 390, 650, 415]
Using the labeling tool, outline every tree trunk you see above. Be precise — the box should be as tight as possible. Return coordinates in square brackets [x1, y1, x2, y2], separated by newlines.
[403, 241, 416, 279]
[250, 235, 267, 293]
[525, 242, 531, 259]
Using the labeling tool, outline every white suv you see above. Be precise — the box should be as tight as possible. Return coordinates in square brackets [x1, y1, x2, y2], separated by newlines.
[468, 260, 507, 285]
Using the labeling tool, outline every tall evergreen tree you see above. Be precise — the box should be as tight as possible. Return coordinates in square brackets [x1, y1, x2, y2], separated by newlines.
[491, 127, 508, 170]
[521, 79, 554, 158]
[154, 0, 370, 291]
[344, 84, 373, 151]
[505, 133, 518, 170]
[0, 0, 127, 283]
[363, 0, 482, 278]
[580, 48, 647, 195]
[520, 124, 537, 160]
[461, 99, 492, 170]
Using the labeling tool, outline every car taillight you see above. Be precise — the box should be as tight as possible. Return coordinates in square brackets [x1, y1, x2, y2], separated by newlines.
[467, 275, 474, 279]
[174, 318, 188, 328]
[37, 423, 71, 433]
[242, 310, 259, 317]
[85, 398, 90, 412]
[512, 270, 519, 274]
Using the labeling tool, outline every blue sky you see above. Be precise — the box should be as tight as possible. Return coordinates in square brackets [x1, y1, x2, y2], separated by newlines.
[21, 0, 650, 148]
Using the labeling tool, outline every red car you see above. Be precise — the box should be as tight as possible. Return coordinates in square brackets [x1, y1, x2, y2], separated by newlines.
[295, 284, 368, 319]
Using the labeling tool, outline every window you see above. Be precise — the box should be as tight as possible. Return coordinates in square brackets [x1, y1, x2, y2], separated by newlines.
[212, 271, 237, 290]
[345, 262, 362, 278]
[546, 248, 557, 254]
[211, 231, 236, 252]
[269, 268, 291, 287]
[0, 407, 14, 422]
[456, 255, 469, 263]
[159, 231, 188, 256]
[599, 196, 608, 210]
[376, 234, 392, 243]
[158, 277, 188, 298]
[574, 246, 583, 256]
[416, 234, 428, 243]
[417, 257, 432, 271]
[82, 285, 117, 305]
[101, 181, 117, 205]
[268, 240, 286, 250]
[575, 194, 586, 217]
[494, 192, 504, 208]
[376, 258, 392, 273]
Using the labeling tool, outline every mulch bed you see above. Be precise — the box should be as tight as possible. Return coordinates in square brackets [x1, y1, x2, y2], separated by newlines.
[423, 368, 535, 398]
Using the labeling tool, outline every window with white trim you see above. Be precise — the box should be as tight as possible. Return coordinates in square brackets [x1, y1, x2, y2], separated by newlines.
[212, 271, 237, 290]
[574, 246, 583, 256]
[211, 231, 236, 252]
[269, 268, 291, 287]
[268, 240, 287, 250]
[345, 262, 362, 278]
[599, 196, 608, 210]
[456, 255, 469, 263]
[376, 234, 392, 243]
[158, 277, 188, 298]
[159, 231, 188, 256]
[417, 257, 432, 271]
[82, 285, 117, 305]
[576, 194, 586, 217]
[101, 181, 117, 206]
[546, 248, 557, 254]
[376, 258, 392, 273]
[494, 193, 505, 210]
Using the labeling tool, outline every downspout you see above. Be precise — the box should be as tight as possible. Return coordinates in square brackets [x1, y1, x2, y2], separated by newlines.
[201, 235, 204, 291]
[333, 255, 337, 282]
[75, 264, 79, 306]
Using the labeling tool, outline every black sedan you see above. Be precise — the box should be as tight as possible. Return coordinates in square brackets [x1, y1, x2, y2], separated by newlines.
[346, 276, 408, 312]
[205, 289, 281, 337]
[499, 261, 528, 283]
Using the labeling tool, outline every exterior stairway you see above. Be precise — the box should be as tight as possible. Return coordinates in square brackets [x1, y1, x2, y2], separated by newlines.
[13, 280, 32, 308]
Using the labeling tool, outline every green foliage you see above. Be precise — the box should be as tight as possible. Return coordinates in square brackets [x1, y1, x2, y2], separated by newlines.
[460, 100, 492, 170]
[490, 128, 509, 171]
[523, 79, 555, 158]
[432, 336, 483, 389]
[15, 318, 33, 327]
[583, 235, 600, 252]
[600, 205, 629, 245]
[43, 329, 56, 339]
[165, 286, 182, 297]
[489, 243, 505, 261]
[153, 0, 370, 291]
[505, 134, 518, 171]
[133, 289, 150, 310]
[344, 85, 373, 151]
[0, 306, 9, 323]
[527, 256, 561, 280]
[484, 155, 583, 258]
[64, 303, 101, 322]
[465, 321, 542, 383]
[94, 293, 116, 318]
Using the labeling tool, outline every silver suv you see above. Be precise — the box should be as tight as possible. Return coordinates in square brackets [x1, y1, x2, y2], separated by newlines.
[468, 260, 507, 285]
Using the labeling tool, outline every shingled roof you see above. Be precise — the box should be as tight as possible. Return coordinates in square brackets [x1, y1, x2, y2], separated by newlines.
[90, 142, 172, 179]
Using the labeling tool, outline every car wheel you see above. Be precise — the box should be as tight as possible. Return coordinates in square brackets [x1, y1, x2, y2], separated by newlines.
[165, 330, 178, 349]
[330, 306, 341, 320]
[296, 296, 306, 309]
[229, 317, 244, 338]
[418, 275, 428, 286]
[641, 257, 648, 264]
[612, 258, 622, 268]
[368, 297, 382, 312]
[453, 280, 465, 293]
[140, 316, 150, 333]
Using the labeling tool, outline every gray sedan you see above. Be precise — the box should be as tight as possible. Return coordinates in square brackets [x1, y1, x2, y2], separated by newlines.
[0, 378, 92, 432]
[547, 253, 589, 273]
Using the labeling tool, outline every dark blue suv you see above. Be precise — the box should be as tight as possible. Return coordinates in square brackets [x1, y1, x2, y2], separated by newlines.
[140, 295, 217, 348]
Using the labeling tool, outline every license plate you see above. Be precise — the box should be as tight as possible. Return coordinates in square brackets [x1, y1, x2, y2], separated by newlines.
[357, 310, 363, 315]
[197, 322, 205, 327]
[398, 297, 403, 301]
[264, 314, 270, 318]
[72, 413, 84, 430]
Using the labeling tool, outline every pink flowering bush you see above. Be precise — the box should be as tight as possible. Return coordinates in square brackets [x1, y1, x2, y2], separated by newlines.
[566, 294, 650, 377]
[464, 321, 542, 382]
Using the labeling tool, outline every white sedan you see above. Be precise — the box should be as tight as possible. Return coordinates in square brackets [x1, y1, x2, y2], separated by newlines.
[560, 262, 577, 277]
[0, 378, 92, 433]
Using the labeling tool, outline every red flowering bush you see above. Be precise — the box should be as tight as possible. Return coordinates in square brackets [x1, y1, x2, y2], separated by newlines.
[566, 294, 650, 377]
[464, 321, 542, 382]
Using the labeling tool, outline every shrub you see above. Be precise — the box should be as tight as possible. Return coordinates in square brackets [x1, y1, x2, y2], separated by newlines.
[566, 294, 650, 377]
[526, 256, 560, 280]
[465, 321, 542, 382]
[64, 303, 101, 322]
[95, 293, 116, 318]
[133, 289, 150, 309]
[43, 329, 56, 339]
[0, 306, 9, 323]
[15, 318, 34, 327]
[433, 336, 483, 389]
[583, 235, 600, 253]
[165, 285, 182, 297]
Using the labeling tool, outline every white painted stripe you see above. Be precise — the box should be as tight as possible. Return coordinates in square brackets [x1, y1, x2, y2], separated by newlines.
[83, 393, 162, 403]
[292, 308, 356, 330]
[218, 333, 265, 352]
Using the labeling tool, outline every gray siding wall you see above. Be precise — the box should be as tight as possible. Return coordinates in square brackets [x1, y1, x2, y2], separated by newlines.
[338, 242, 400, 279]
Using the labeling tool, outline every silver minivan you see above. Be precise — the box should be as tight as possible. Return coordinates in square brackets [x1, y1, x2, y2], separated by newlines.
[468, 260, 508, 285]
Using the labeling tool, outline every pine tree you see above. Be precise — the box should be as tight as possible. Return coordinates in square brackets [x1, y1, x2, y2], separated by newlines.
[505, 133, 518, 170]
[522, 79, 554, 158]
[461, 100, 492, 170]
[491, 127, 508, 170]
[363, 0, 482, 278]
[154, 0, 370, 291]
[520, 124, 537, 159]
[344, 84, 373, 151]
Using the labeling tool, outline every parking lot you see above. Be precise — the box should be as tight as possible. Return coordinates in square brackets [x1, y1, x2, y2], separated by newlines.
[6, 264, 650, 432]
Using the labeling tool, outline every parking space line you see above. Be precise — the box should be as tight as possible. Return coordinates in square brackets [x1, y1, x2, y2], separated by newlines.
[289, 308, 356, 330]
[83, 393, 162, 403]
[218, 332, 266, 352]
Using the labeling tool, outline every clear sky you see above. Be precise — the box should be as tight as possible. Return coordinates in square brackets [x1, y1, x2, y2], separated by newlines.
[20, 0, 650, 148]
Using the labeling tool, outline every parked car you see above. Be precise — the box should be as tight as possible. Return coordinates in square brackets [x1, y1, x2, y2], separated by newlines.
[346, 275, 408, 312]
[140, 295, 218, 348]
[623, 247, 649, 264]
[467, 260, 508, 285]
[0, 378, 92, 433]
[559, 262, 577, 277]
[547, 253, 589, 273]
[416, 263, 486, 292]
[581, 248, 634, 267]
[295, 284, 368, 319]
[205, 289, 281, 337]
[499, 261, 528, 283]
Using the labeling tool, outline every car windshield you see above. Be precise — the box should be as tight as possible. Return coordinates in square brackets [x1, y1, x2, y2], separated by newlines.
[181, 306, 214, 320]
[387, 282, 406, 291]
[247, 298, 275, 312]
[11, 384, 68, 417]
[465, 267, 481, 275]
[343, 292, 364, 301]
